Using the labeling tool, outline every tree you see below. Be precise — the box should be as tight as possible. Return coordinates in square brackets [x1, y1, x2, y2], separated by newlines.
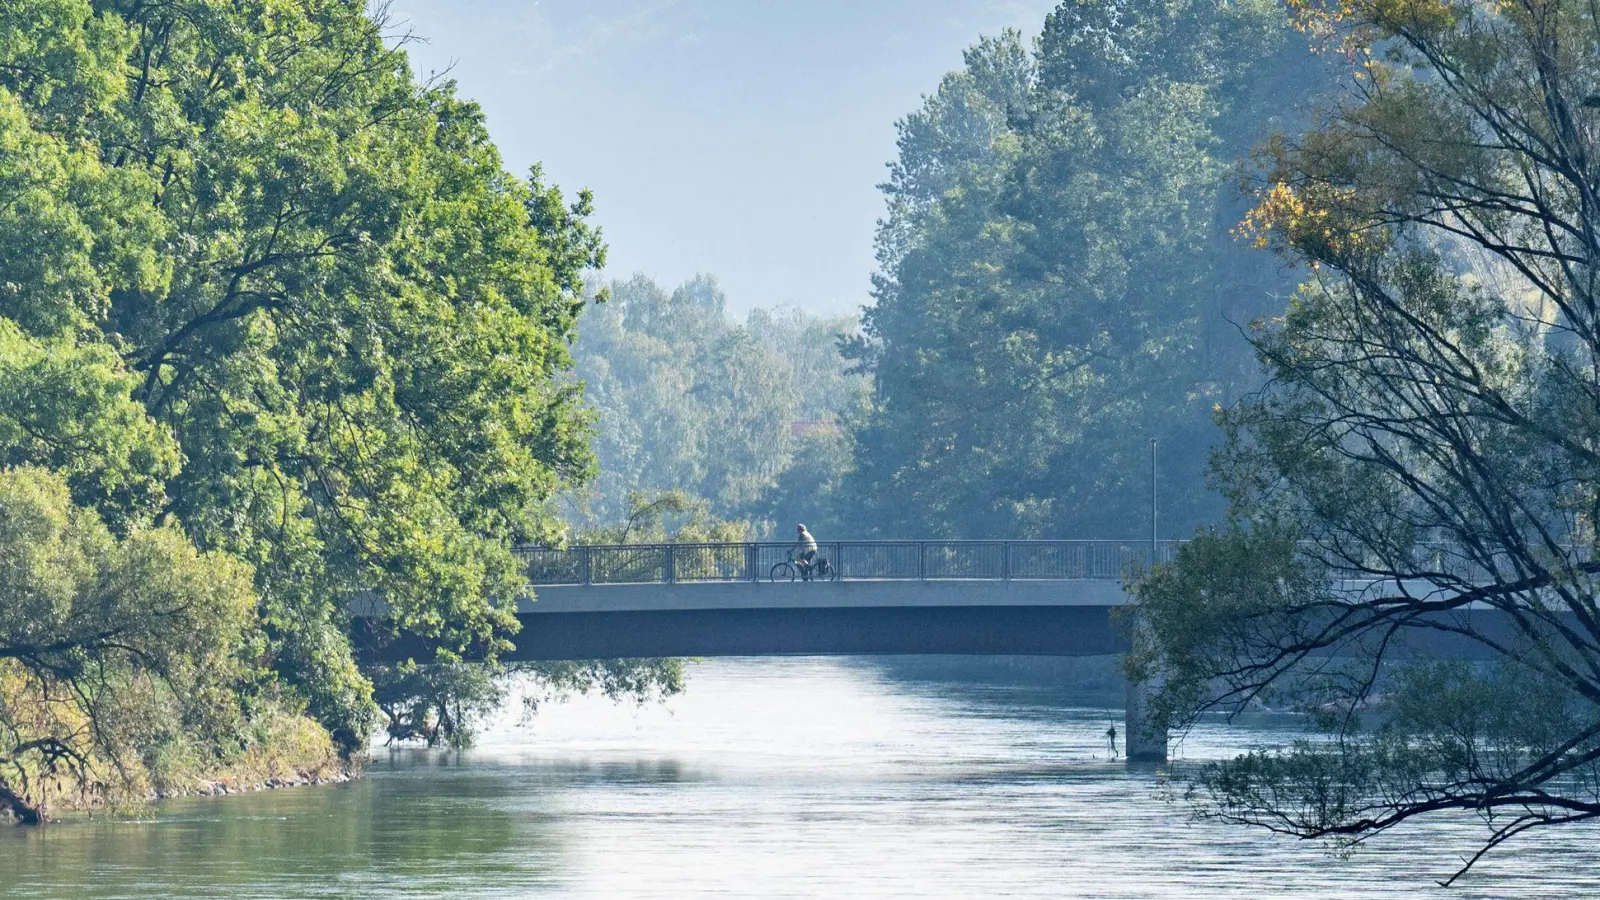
[0, 0, 604, 752]
[0, 466, 333, 821]
[1132, 0, 1600, 883]
[570, 274, 864, 530]
[744, 425, 860, 538]
[848, 7, 1326, 539]
[371, 489, 710, 749]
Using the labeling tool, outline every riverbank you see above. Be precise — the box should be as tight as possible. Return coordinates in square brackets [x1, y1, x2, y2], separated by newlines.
[0, 710, 350, 825]
[0, 760, 355, 826]
[156, 756, 358, 802]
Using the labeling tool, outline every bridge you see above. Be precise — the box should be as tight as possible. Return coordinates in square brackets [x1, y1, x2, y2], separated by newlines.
[360, 540, 1174, 756]
[513, 539, 1176, 760]
[502, 540, 1171, 660]
[361, 539, 1532, 762]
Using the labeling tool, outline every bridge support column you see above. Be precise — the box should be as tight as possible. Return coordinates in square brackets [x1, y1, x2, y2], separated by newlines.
[1122, 606, 1167, 763]
[1124, 674, 1167, 763]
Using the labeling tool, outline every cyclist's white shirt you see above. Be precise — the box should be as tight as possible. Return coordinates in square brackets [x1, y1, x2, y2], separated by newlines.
[797, 531, 818, 553]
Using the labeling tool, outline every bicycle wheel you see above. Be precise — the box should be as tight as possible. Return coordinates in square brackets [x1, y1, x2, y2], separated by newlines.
[769, 562, 796, 583]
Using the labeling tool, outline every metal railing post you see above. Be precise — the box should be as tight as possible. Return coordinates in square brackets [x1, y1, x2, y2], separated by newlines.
[582, 546, 592, 585]
[918, 541, 926, 579]
[1001, 542, 1010, 580]
[664, 544, 676, 584]
[748, 542, 759, 582]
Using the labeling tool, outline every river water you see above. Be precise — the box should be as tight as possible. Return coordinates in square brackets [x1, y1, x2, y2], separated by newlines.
[3, 657, 1598, 898]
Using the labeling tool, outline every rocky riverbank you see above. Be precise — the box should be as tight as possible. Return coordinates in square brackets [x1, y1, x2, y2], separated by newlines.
[170, 767, 358, 799]
[0, 767, 360, 825]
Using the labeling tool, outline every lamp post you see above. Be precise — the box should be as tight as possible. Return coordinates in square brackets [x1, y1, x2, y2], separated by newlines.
[1127, 435, 1169, 762]
[1150, 438, 1157, 566]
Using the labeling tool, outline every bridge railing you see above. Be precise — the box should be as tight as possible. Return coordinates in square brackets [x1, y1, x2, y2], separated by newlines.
[516, 540, 1183, 586]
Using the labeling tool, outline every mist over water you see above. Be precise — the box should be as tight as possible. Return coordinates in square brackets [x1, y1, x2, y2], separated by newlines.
[4, 657, 1596, 899]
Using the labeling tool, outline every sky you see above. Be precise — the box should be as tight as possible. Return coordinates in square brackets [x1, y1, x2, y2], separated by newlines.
[390, 0, 1061, 316]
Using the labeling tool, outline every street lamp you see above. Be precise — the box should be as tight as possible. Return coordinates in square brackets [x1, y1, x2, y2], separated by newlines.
[1150, 438, 1157, 566]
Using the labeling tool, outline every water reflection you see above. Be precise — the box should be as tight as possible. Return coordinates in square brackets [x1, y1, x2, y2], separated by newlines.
[3, 762, 560, 898]
[2, 657, 1597, 898]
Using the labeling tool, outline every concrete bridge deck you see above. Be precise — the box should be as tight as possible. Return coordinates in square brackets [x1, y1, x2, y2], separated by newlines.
[356, 540, 1517, 663]
[500, 541, 1157, 660]
[507, 581, 1130, 660]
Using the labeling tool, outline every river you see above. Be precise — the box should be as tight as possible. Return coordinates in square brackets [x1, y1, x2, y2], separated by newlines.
[2, 657, 1596, 898]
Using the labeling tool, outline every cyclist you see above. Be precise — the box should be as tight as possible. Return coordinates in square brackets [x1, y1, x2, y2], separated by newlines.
[794, 523, 818, 580]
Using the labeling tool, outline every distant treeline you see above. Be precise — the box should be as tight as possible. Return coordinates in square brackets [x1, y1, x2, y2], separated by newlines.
[568, 274, 865, 538]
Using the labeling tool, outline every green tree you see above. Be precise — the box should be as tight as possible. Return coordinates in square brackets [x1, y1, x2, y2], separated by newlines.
[1132, 0, 1600, 882]
[571, 274, 864, 531]
[0, 320, 180, 530]
[0, 466, 333, 821]
[371, 489, 714, 750]
[0, 0, 604, 751]
[745, 425, 860, 538]
[848, 6, 1325, 539]
[368, 654, 684, 750]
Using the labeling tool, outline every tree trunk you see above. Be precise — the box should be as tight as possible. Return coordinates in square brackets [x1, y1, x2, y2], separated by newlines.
[0, 783, 43, 825]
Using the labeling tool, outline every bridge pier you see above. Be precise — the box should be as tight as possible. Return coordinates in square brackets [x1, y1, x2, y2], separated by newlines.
[1123, 675, 1167, 763]
[1121, 607, 1167, 763]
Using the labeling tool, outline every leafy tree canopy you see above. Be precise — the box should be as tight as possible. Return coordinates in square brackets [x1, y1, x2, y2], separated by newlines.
[0, 0, 603, 751]
[848, 2, 1328, 538]
[1132, 0, 1600, 882]
[571, 274, 864, 534]
[0, 466, 333, 820]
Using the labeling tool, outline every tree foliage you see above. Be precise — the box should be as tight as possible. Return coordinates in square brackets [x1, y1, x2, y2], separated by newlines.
[848, 5, 1327, 538]
[368, 653, 685, 751]
[0, 467, 335, 820]
[571, 274, 864, 533]
[0, 0, 603, 765]
[369, 488, 713, 750]
[1133, 0, 1600, 882]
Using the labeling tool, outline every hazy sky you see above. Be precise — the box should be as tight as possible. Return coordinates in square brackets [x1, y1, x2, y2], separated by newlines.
[391, 0, 1060, 315]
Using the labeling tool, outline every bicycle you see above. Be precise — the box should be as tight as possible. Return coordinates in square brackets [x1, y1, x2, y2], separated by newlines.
[769, 549, 834, 582]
